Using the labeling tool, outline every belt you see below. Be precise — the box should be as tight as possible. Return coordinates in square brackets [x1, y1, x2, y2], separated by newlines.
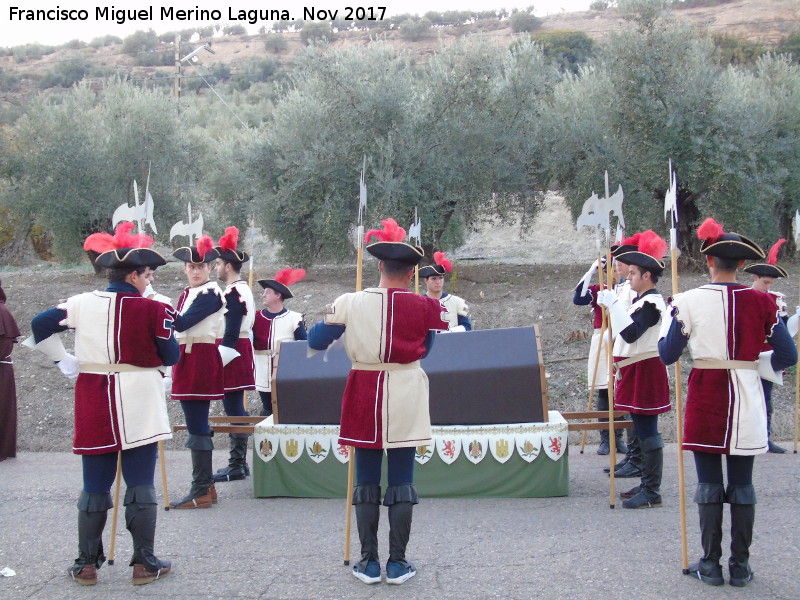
[79, 363, 158, 374]
[239, 332, 250, 338]
[351, 360, 420, 372]
[254, 350, 275, 357]
[178, 336, 217, 353]
[613, 351, 659, 371]
[0, 360, 12, 365]
[691, 359, 757, 371]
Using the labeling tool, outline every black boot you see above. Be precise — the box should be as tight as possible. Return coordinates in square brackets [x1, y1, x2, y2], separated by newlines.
[69, 491, 112, 585]
[125, 485, 172, 584]
[213, 434, 248, 482]
[615, 424, 628, 455]
[728, 485, 756, 587]
[612, 434, 642, 478]
[622, 434, 663, 508]
[352, 484, 381, 584]
[384, 484, 418, 585]
[685, 483, 724, 586]
[172, 434, 215, 509]
[596, 391, 610, 455]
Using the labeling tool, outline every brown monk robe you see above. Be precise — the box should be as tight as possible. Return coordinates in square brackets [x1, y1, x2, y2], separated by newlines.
[0, 279, 21, 461]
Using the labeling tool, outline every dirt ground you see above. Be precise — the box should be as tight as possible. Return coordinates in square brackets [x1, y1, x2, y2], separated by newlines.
[3, 213, 798, 453]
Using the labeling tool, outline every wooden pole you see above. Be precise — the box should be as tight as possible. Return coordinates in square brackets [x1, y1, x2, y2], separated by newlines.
[795, 280, 800, 454]
[344, 245, 364, 566]
[581, 256, 607, 454]
[107, 452, 123, 565]
[670, 246, 690, 572]
[604, 248, 617, 508]
[158, 441, 169, 511]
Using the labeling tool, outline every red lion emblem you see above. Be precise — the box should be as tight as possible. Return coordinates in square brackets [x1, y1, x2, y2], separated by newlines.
[548, 436, 562, 455]
[442, 440, 456, 458]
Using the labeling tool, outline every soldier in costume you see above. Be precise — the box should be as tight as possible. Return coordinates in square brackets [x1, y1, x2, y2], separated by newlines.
[743, 239, 789, 454]
[170, 235, 226, 509]
[419, 251, 471, 332]
[597, 230, 671, 509]
[308, 218, 448, 585]
[253, 268, 307, 417]
[212, 227, 256, 483]
[0, 279, 21, 462]
[660, 219, 797, 587]
[29, 224, 176, 586]
[573, 243, 637, 456]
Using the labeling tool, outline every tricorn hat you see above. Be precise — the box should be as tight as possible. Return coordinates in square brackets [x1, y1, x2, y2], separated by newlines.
[173, 235, 219, 263]
[214, 226, 249, 263]
[742, 239, 788, 278]
[696, 218, 765, 261]
[364, 218, 424, 266]
[614, 230, 667, 276]
[611, 232, 641, 258]
[259, 268, 306, 300]
[419, 251, 453, 278]
[83, 222, 166, 269]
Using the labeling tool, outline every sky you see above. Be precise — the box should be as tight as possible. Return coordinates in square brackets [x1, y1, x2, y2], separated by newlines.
[1, 1, 593, 48]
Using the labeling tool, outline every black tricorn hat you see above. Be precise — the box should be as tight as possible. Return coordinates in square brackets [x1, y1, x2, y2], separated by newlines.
[697, 218, 764, 261]
[419, 264, 446, 278]
[258, 268, 306, 300]
[173, 235, 219, 264]
[96, 247, 167, 269]
[214, 226, 249, 263]
[366, 242, 424, 266]
[614, 230, 667, 276]
[742, 239, 788, 278]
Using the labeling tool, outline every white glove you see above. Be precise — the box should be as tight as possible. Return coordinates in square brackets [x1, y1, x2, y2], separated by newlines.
[596, 289, 618, 308]
[579, 258, 606, 296]
[449, 325, 467, 333]
[787, 306, 800, 338]
[57, 354, 79, 380]
[163, 375, 173, 396]
[757, 350, 783, 385]
[218, 345, 241, 366]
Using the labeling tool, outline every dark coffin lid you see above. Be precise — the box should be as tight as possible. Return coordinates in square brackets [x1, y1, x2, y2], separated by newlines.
[275, 326, 545, 425]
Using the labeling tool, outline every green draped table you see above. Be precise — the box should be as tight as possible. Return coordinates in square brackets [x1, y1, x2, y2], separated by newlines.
[252, 411, 569, 498]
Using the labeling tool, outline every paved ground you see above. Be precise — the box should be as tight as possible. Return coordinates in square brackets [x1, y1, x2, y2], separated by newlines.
[0, 445, 798, 600]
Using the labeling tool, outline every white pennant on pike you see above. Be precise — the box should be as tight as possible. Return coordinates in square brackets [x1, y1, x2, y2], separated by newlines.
[169, 202, 204, 245]
[112, 163, 158, 235]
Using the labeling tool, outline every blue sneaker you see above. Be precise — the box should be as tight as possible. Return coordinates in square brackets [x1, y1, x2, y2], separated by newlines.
[352, 561, 381, 584]
[386, 561, 416, 585]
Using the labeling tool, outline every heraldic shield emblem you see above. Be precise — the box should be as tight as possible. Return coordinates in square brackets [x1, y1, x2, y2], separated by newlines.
[415, 444, 433, 465]
[332, 441, 351, 464]
[488, 434, 514, 464]
[515, 431, 542, 463]
[463, 436, 489, 464]
[543, 431, 567, 461]
[436, 436, 461, 465]
[305, 435, 331, 464]
[280, 436, 303, 463]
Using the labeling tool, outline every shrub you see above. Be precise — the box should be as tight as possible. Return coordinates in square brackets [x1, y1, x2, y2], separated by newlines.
[509, 10, 541, 33]
[300, 22, 336, 45]
[399, 18, 433, 41]
[264, 33, 287, 53]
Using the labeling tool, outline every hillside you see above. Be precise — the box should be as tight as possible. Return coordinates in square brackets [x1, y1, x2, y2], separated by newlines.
[1, 0, 798, 102]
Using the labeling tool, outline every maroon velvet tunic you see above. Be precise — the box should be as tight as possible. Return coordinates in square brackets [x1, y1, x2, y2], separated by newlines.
[0, 302, 20, 460]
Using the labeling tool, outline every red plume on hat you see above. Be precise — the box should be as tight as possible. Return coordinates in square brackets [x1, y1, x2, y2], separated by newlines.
[218, 226, 239, 251]
[196, 234, 214, 259]
[767, 238, 786, 265]
[637, 230, 667, 260]
[696, 217, 724, 243]
[364, 218, 406, 244]
[274, 268, 306, 287]
[433, 251, 453, 273]
[620, 232, 642, 247]
[83, 222, 153, 253]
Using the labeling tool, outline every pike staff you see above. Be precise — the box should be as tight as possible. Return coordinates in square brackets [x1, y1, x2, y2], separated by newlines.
[344, 156, 368, 565]
[664, 161, 689, 572]
[107, 452, 123, 565]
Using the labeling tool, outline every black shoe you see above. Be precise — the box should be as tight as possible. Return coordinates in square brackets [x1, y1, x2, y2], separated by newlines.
[622, 490, 663, 509]
[615, 437, 628, 454]
[619, 485, 640, 499]
[686, 561, 724, 586]
[611, 461, 642, 478]
[597, 440, 610, 455]
[729, 559, 753, 587]
[767, 441, 786, 454]
[212, 466, 246, 483]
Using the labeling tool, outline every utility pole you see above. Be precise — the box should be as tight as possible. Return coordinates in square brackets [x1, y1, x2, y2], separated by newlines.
[174, 34, 181, 99]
